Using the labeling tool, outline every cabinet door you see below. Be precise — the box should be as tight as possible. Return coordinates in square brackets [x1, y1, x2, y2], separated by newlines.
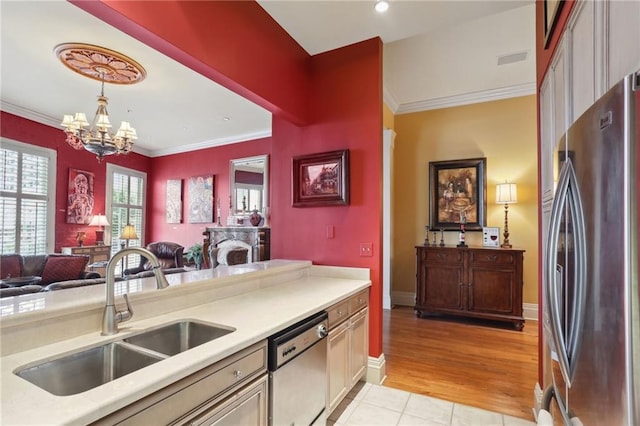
[467, 265, 518, 315]
[418, 261, 465, 312]
[327, 321, 350, 415]
[190, 375, 268, 426]
[349, 308, 368, 386]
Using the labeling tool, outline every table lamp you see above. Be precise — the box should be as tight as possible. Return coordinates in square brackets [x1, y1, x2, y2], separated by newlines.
[119, 224, 138, 250]
[496, 182, 517, 248]
[89, 214, 110, 245]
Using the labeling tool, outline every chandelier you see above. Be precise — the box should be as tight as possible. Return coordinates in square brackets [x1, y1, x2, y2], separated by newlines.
[55, 43, 146, 162]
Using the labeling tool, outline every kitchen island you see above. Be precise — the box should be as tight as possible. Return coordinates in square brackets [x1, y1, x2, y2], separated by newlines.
[0, 260, 371, 425]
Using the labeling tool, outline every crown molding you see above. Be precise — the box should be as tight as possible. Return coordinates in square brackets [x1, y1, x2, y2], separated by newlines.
[394, 82, 536, 114]
[2, 102, 60, 128]
[149, 130, 272, 158]
[382, 84, 400, 113]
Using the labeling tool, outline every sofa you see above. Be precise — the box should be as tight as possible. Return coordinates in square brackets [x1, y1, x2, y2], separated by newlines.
[123, 241, 186, 276]
[1, 253, 100, 297]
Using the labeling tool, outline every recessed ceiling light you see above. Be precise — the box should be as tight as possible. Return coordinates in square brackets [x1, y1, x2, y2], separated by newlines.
[223, 116, 230, 121]
[375, 0, 389, 13]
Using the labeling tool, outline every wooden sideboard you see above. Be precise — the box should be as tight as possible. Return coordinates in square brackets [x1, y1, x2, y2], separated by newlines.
[61, 245, 111, 277]
[203, 227, 270, 264]
[414, 245, 525, 330]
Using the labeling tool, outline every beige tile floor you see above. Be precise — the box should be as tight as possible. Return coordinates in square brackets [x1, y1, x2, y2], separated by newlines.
[328, 383, 536, 426]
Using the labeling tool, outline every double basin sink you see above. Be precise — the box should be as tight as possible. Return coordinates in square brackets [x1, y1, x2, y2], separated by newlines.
[15, 320, 235, 396]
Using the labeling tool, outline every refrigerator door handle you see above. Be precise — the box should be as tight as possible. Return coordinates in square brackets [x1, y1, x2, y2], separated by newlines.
[545, 158, 587, 386]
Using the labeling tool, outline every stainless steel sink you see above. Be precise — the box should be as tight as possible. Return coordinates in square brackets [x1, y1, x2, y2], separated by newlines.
[15, 320, 236, 395]
[124, 320, 236, 356]
[15, 342, 164, 396]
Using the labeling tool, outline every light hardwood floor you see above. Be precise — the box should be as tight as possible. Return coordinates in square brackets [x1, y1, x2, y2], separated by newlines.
[381, 306, 538, 422]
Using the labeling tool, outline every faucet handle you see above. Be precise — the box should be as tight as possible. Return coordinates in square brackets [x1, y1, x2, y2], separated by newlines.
[116, 293, 134, 323]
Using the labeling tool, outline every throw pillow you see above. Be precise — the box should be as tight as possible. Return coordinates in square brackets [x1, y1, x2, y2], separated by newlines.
[41, 254, 89, 285]
[1, 254, 22, 279]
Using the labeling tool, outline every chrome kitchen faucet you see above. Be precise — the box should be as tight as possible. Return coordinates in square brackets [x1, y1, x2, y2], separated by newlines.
[102, 247, 170, 335]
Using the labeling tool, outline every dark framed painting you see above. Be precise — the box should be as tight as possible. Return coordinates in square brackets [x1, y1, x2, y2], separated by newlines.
[543, 0, 564, 49]
[188, 175, 214, 223]
[166, 179, 183, 224]
[66, 168, 95, 224]
[429, 158, 487, 231]
[292, 149, 349, 207]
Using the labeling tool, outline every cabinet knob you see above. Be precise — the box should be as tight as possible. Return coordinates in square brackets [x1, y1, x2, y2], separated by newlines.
[487, 255, 498, 261]
[233, 370, 243, 379]
[337, 310, 343, 317]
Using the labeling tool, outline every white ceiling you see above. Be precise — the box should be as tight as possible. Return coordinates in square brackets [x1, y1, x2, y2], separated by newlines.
[0, 1, 535, 158]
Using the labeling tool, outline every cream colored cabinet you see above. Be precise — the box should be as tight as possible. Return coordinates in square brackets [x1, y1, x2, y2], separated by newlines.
[348, 308, 368, 385]
[326, 290, 369, 415]
[93, 341, 267, 425]
[189, 374, 268, 426]
[327, 320, 350, 412]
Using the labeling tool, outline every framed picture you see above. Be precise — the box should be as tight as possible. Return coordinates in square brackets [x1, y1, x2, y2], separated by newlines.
[483, 227, 500, 247]
[543, 0, 564, 49]
[188, 175, 214, 223]
[292, 149, 349, 207]
[166, 179, 183, 224]
[66, 168, 95, 224]
[429, 157, 487, 231]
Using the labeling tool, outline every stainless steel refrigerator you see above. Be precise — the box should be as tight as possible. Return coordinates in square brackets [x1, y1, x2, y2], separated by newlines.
[542, 71, 639, 425]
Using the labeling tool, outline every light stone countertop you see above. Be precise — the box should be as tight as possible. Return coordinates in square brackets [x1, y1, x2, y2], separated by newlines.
[0, 260, 371, 425]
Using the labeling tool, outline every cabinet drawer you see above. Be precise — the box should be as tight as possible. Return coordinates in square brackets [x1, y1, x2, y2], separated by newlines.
[424, 249, 463, 264]
[97, 341, 267, 425]
[93, 254, 109, 262]
[328, 301, 349, 329]
[469, 251, 515, 265]
[349, 290, 368, 315]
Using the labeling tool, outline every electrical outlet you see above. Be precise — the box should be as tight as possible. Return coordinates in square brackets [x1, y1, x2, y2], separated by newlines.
[359, 242, 373, 257]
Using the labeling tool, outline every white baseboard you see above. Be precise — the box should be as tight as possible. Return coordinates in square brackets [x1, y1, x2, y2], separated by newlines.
[533, 382, 544, 420]
[392, 291, 539, 323]
[366, 353, 386, 385]
[523, 303, 539, 321]
[391, 291, 414, 307]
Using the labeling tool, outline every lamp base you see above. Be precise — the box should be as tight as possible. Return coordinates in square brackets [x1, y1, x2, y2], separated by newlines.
[501, 242, 512, 249]
[95, 230, 105, 246]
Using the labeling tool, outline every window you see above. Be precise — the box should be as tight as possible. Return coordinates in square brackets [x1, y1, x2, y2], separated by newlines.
[0, 139, 56, 254]
[106, 164, 146, 272]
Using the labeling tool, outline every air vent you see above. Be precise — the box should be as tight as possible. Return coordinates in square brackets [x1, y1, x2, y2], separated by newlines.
[497, 51, 528, 66]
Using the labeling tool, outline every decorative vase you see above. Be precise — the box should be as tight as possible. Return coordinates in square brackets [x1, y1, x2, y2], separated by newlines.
[250, 209, 262, 226]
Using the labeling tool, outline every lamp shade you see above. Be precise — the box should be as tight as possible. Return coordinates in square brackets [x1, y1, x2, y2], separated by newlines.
[89, 214, 110, 227]
[496, 183, 518, 204]
[119, 224, 138, 240]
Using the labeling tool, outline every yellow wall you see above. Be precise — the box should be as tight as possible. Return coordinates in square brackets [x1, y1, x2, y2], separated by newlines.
[392, 95, 539, 304]
[383, 103, 395, 130]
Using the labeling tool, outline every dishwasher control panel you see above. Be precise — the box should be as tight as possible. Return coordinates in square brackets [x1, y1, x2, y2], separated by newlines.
[267, 311, 328, 371]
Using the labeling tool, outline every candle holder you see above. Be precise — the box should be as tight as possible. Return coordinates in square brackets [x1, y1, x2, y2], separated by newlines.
[424, 226, 430, 245]
[439, 229, 445, 246]
[432, 231, 437, 246]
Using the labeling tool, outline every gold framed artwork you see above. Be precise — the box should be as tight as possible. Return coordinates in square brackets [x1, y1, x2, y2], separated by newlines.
[543, 0, 564, 49]
[428, 158, 487, 231]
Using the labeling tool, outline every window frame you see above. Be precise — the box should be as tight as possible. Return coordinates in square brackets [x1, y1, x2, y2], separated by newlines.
[105, 163, 147, 257]
[0, 138, 56, 254]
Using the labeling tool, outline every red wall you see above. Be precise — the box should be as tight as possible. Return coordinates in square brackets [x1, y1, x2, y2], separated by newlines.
[9, 1, 385, 359]
[270, 40, 384, 355]
[71, 0, 311, 127]
[1, 111, 152, 251]
[149, 138, 271, 248]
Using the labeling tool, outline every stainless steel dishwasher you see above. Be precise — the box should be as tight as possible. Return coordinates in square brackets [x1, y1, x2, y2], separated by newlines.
[268, 311, 328, 426]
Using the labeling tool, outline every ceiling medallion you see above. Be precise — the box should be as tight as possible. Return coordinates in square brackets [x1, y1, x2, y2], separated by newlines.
[54, 43, 146, 85]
